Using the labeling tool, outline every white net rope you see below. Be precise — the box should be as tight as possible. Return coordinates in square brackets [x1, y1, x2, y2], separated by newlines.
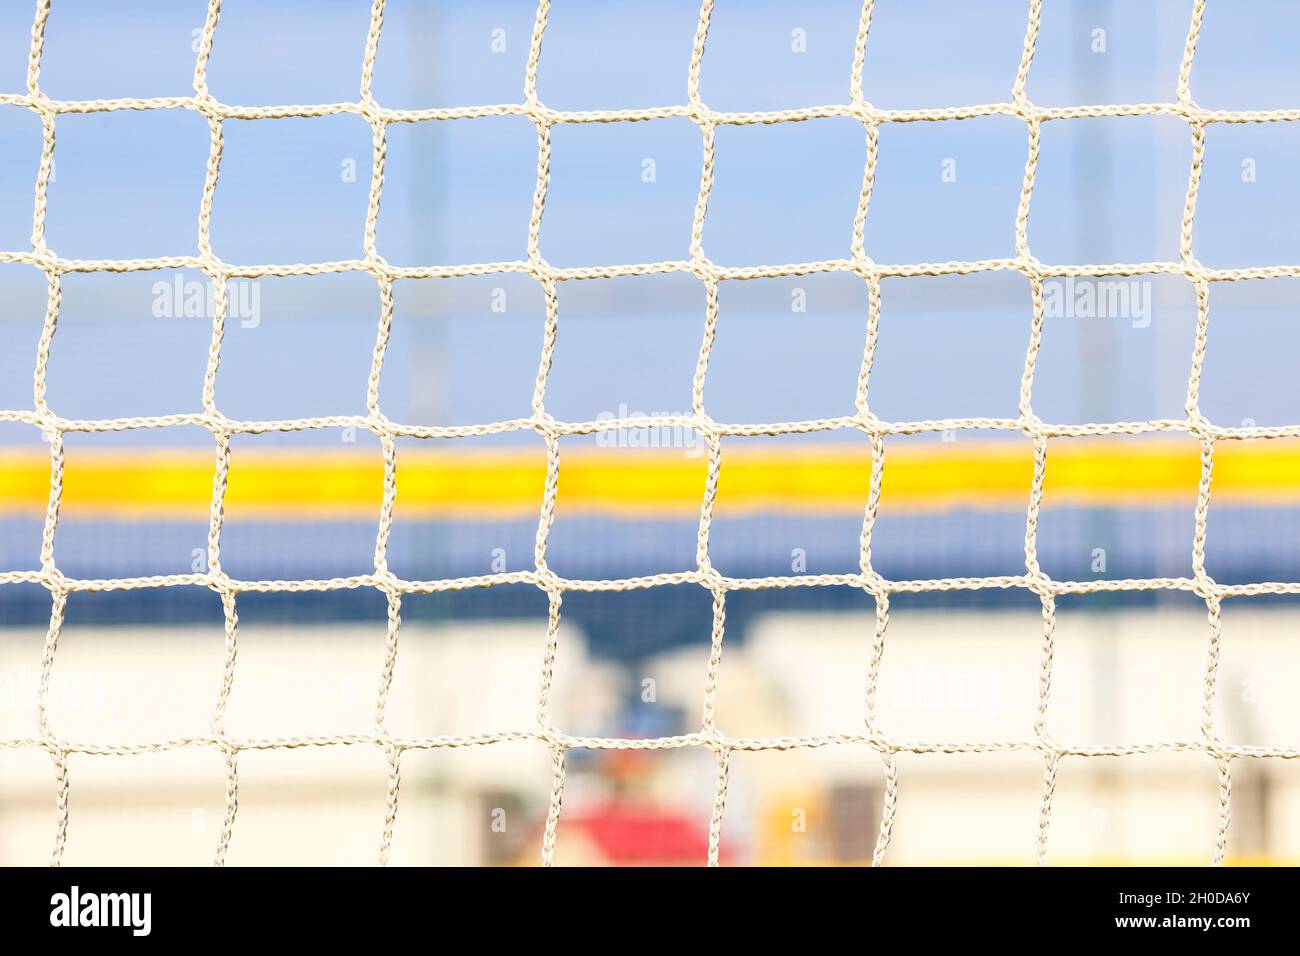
[2, 0, 1299, 866]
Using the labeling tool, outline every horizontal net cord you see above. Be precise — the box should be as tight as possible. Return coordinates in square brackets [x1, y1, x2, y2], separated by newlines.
[2, 732, 1297, 763]
[4, 90, 1300, 125]
[7, 569, 1300, 600]
[4, 253, 1300, 284]
[7, 411, 1300, 442]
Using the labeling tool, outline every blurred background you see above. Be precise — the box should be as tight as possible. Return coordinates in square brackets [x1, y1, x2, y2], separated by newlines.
[4, 0, 1300, 865]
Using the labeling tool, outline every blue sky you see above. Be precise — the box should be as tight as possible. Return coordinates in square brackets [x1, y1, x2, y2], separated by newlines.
[0, 0, 1299, 446]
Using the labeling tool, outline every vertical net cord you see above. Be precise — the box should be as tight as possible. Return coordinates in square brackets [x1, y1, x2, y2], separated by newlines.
[522, 0, 566, 869]
[848, 0, 897, 869]
[358, 0, 403, 868]
[1174, 2, 1233, 868]
[1012, 0, 1057, 870]
[27, 0, 69, 867]
[684, 0, 732, 869]
[192, 0, 237, 869]
[5, 0, 1299, 867]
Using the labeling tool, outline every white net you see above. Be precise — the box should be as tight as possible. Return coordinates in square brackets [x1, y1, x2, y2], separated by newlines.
[2, 0, 1298, 866]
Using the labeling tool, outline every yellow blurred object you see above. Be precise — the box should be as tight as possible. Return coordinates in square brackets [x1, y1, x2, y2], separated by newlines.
[2, 438, 1299, 520]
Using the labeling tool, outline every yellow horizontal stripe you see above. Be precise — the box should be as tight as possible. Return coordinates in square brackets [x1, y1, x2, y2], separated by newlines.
[0, 439, 1297, 521]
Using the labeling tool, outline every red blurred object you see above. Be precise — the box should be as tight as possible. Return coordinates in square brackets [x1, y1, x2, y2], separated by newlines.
[561, 803, 716, 866]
